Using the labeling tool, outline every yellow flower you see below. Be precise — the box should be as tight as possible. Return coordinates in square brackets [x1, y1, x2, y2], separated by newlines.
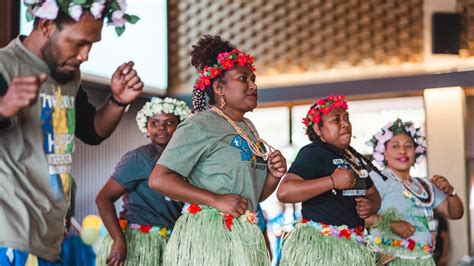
[159, 227, 168, 237]
[374, 236, 382, 244]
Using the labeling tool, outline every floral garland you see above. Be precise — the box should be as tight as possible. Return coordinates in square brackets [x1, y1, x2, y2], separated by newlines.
[118, 218, 170, 237]
[136, 97, 192, 134]
[371, 235, 432, 254]
[194, 48, 255, 91]
[300, 218, 367, 244]
[23, 0, 139, 36]
[184, 203, 257, 231]
[302, 95, 348, 130]
[366, 118, 426, 167]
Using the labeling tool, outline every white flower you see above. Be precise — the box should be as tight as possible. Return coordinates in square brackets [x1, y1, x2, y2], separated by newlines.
[136, 97, 191, 134]
[68, 4, 83, 21]
[90, 1, 106, 19]
[24, 0, 40, 4]
[373, 152, 384, 166]
[33, 0, 59, 20]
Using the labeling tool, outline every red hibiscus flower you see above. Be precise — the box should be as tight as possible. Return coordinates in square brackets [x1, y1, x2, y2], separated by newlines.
[188, 204, 202, 214]
[354, 226, 363, 236]
[223, 214, 234, 231]
[217, 52, 230, 61]
[237, 54, 247, 66]
[140, 225, 152, 234]
[407, 239, 416, 251]
[320, 106, 331, 115]
[316, 98, 326, 106]
[311, 113, 321, 124]
[332, 100, 342, 108]
[327, 95, 335, 101]
[301, 218, 310, 224]
[340, 228, 351, 240]
[220, 58, 234, 69]
[302, 118, 308, 126]
[210, 67, 221, 78]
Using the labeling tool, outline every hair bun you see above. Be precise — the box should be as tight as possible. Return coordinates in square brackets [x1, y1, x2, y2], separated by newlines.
[190, 35, 235, 70]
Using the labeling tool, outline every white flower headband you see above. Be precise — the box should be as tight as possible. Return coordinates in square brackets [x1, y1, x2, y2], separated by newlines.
[136, 97, 192, 134]
[23, 0, 139, 36]
[366, 118, 427, 166]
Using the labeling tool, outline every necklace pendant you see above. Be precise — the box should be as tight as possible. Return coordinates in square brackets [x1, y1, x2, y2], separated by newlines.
[359, 169, 368, 178]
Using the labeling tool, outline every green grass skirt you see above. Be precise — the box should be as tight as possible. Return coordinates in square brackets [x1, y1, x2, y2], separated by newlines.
[95, 227, 168, 266]
[163, 208, 270, 266]
[280, 224, 378, 266]
[386, 256, 435, 266]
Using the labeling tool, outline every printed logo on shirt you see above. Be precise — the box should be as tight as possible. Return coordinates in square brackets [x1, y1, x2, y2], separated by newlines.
[40, 87, 75, 202]
[332, 158, 368, 197]
[230, 135, 267, 169]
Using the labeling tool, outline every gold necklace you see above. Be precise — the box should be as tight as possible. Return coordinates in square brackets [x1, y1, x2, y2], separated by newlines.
[210, 106, 275, 160]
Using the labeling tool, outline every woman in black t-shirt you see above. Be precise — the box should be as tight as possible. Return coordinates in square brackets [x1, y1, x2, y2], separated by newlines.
[277, 95, 381, 266]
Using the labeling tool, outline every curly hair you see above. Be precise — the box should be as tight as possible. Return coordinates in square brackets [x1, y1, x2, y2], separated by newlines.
[190, 35, 235, 111]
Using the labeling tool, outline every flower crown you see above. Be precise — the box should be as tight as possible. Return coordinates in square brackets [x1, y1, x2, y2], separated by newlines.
[136, 97, 192, 134]
[366, 118, 427, 166]
[302, 95, 348, 130]
[23, 0, 140, 36]
[194, 48, 255, 91]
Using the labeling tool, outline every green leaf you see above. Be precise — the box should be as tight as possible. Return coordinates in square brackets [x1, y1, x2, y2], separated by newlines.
[25, 9, 34, 22]
[73, 0, 88, 4]
[111, 2, 120, 11]
[125, 15, 140, 24]
[115, 26, 125, 36]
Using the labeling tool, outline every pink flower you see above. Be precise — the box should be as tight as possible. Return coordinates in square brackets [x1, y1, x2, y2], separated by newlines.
[33, 0, 59, 20]
[68, 5, 83, 21]
[90, 1, 106, 19]
[378, 131, 393, 144]
[373, 152, 384, 165]
[111, 9, 125, 21]
[375, 143, 385, 153]
[415, 145, 425, 154]
[116, 0, 127, 12]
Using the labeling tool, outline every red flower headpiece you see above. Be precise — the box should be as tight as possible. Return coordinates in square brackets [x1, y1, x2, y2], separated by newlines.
[194, 48, 255, 91]
[302, 95, 348, 129]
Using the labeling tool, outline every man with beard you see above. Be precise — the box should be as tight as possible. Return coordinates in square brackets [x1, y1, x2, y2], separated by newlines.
[0, 1, 143, 265]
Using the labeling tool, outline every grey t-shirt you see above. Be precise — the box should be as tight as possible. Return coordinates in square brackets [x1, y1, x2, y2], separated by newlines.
[371, 169, 447, 245]
[157, 110, 269, 211]
[0, 37, 81, 261]
[112, 144, 182, 228]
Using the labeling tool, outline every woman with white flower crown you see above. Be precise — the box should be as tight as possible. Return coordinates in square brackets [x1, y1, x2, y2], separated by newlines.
[366, 118, 464, 265]
[95, 97, 191, 266]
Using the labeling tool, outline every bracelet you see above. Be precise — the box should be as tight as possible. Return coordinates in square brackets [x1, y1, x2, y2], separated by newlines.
[109, 95, 129, 108]
[329, 175, 337, 195]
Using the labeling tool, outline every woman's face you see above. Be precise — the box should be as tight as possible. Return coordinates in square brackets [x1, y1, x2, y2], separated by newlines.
[147, 113, 180, 148]
[384, 133, 416, 173]
[314, 108, 352, 149]
[221, 65, 258, 113]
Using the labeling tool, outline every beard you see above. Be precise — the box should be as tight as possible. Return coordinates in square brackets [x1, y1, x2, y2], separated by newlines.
[41, 37, 78, 84]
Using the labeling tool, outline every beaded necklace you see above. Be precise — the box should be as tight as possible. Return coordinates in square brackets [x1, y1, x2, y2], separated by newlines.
[210, 106, 275, 160]
[383, 168, 434, 207]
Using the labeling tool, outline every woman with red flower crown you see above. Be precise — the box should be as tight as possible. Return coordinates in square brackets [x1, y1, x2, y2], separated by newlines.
[95, 97, 191, 266]
[148, 35, 287, 266]
[365, 119, 464, 265]
[277, 96, 381, 265]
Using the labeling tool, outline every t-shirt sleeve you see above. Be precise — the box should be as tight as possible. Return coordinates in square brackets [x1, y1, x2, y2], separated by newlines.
[369, 171, 387, 198]
[288, 145, 322, 180]
[112, 150, 151, 191]
[75, 85, 105, 145]
[431, 180, 448, 209]
[157, 119, 210, 178]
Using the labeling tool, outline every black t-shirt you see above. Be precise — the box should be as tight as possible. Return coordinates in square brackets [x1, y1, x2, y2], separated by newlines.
[288, 141, 374, 228]
[433, 213, 448, 262]
[0, 73, 104, 145]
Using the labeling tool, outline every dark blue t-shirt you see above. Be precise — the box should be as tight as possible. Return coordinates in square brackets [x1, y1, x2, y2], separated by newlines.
[112, 143, 183, 228]
[288, 141, 374, 228]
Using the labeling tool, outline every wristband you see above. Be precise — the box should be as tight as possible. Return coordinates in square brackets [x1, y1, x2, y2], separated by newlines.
[329, 175, 337, 195]
[109, 95, 129, 108]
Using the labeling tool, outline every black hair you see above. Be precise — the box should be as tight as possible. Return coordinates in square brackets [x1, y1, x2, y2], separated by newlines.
[190, 35, 235, 112]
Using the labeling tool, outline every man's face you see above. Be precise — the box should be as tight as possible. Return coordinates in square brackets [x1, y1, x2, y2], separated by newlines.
[41, 12, 103, 83]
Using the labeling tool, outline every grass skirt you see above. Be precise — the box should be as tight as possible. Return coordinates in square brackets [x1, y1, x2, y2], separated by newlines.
[280, 222, 377, 266]
[96, 227, 168, 266]
[163, 207, 270, 266]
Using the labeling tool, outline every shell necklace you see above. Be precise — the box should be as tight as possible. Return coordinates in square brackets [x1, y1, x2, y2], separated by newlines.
[383, 168, 434, 207]
[210, 106, 275, 160]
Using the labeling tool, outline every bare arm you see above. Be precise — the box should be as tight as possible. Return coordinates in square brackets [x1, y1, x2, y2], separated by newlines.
[149, 164, 249, 217]
[277, 167, 355, 203]
[95, 177, 128, 265]
[94, 61, 143, 138]
[276, 173, 333, 203]
[434, 195, 464, 220]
